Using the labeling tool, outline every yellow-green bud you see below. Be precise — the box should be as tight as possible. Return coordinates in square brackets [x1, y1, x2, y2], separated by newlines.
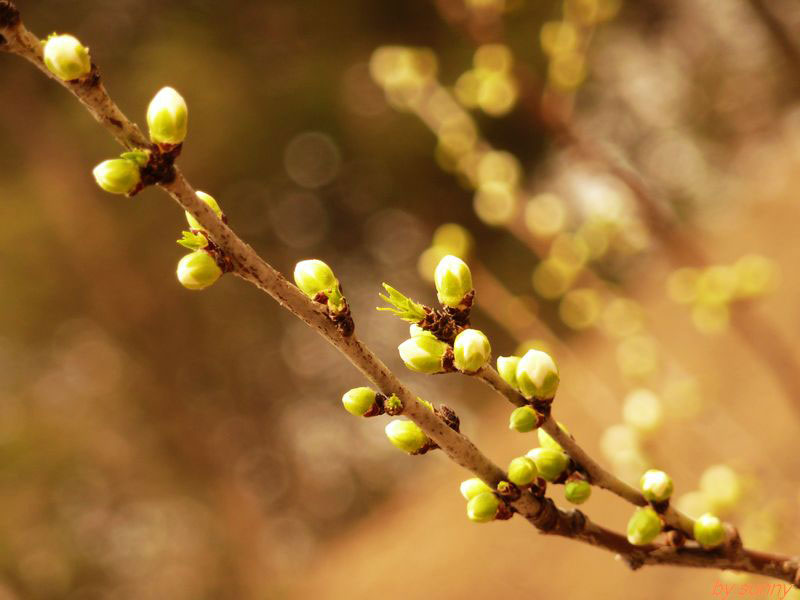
[409, 323, 436, 339]
[293, 259, 339, 298]
[186, 191, 223, 231]
[453, 328, 491, 372]
[434, 255, 473, 308]
[640, 469, 674, 503]
[507, 456, 538, 486]
[385, 419, 428, 454]
[460, 477, 493, 500]
[146, 86, 188, 145]
[537, 421, 569, 452]
[397, 336, 449, 374]
[509, 405, 539, 432]
[564, 480, 592, 504]
[694, 513, 726, 548]
[497, 355, 520, 390]
[341, 387, 377, 417]
[176, 251, 222, 290]
[526, 447, 568, 482]
[43, 34, 91, 81]
[92, 158, 141, 195]
[626, 506, 662, 545]
[516, 349, 559, 400]
[466, 491, 499, 523]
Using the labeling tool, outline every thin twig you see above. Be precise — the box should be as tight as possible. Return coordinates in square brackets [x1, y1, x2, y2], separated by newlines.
[476, 365, 696, 536]
[2, 1, 798, 583]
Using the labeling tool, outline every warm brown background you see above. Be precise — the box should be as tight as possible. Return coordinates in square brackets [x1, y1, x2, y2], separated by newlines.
[1, 0, 800, 598]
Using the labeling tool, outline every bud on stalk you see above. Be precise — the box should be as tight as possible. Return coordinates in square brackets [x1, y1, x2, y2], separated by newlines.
[92, 158, 141, 195]
[176, 250, 222, 290]
[397, 336, 450, 374]
[147, 86, 188, 145]
[627, 506, 663, 546]
[434, 255, 473, 308]
[186, 191, 223, 231]
[507, 456, 538, 486]
[384, 419, 429, 454]
[341, 387, 378, 417]
[516, 349, 560, 400]
[466, 491, 499, 523]
[453, 328, 491, 372]
[43, 34, 91, 81]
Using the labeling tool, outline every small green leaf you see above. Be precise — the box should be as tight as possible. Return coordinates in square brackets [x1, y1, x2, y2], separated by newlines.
[377, 283, 427, 323]
[177, 230, 208, 250]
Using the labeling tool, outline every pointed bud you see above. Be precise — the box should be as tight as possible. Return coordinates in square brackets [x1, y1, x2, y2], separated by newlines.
[564, 480, 592, 504]
[397, 336, 449, 374]
[694, 513, 725, 548]
[537, 422, 569, 452]
[453, 329, 491, 372]
[385, 419, 429, 454]
[460, 477, 493, 501]
[186, 191, 223, 231]
[92, 158, 141, 195]
[640, 469, 674, 503]
[626, 506, 663, 546]
[176, 251, 222, 290]
[509, 405, 539, 432]
[43, 34, 91, 81]
[341, 387, 378, 417]
[497, 356, 520, 390]
[507, 456, 538, 486]
[516, 349, 559, 400]
[434, 255, 473, 308]
[147, 87, 188, 145]
[526, 447, 568, 482]
[466, 491, 499, 523]
[293, 259, 339, 298]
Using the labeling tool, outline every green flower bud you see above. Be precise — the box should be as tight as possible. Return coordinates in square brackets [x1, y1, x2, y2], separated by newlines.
[460, 477, 493, 501]
[186, 191, 223, 231]
[434, 255, 473, 308]
[509, 405, 539, 433]
[640, 469, 674, 503]
[694, 513, 726, 548]
[43, 34, 91, 81]
[507, 456, 538, 486]
[293, 259, 339, 298]
[626, 506, 663, 546]
[385, 419, 428, 454]
[341, 387, 377, 417]
[146, 86, 188, 145]
[397, 336, 449, 374]
[453, 328, 491, 372]
[409, 323, 436, 339]
[497, 355, 520, 390]
[526, 447, 568, 482]
[92, 158, 141, 195]
[564, 480, 592, 504]
[537, 421, 569, 452]
[516, 349, 560, 400]
[466, 491, 499, 523]
[176, 250, 222, 290]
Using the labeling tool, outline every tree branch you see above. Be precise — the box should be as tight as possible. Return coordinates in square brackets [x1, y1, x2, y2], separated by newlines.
[2, 1, 798, 584]
[477, 365, 696, 536]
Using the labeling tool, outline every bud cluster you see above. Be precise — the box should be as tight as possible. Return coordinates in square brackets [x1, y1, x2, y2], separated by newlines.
[176, 191, 228, 291]
[92, 87, 189, 198]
